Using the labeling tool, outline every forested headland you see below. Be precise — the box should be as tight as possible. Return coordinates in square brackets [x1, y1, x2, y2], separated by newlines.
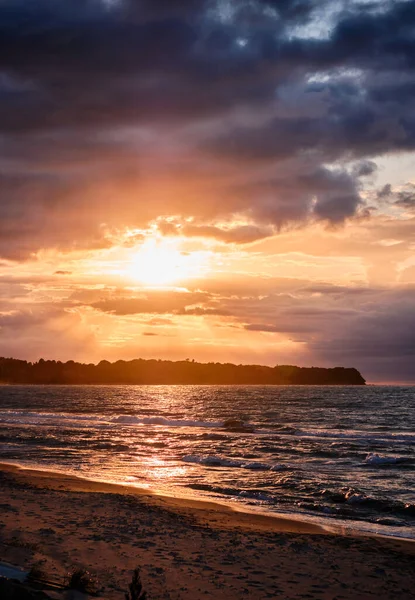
[0, 357, 366, 385]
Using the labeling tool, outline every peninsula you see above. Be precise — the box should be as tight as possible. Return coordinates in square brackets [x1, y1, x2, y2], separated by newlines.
[0, 357, 365, 385]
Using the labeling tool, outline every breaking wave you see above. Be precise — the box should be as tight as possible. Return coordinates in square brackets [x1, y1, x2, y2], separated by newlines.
[112, 415, 222, 428]
[182, 454, 288, 471]
[0, 410, 223, 430]
[364, 453, 412, 466]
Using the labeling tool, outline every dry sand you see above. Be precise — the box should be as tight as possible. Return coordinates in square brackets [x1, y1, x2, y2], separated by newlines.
[0, 463, 414, 599]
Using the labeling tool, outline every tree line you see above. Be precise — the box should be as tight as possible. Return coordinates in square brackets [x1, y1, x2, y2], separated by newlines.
[0, 357, 366, 385]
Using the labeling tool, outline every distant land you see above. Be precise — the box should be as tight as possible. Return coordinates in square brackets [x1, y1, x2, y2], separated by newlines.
[0, 357, 366, 385]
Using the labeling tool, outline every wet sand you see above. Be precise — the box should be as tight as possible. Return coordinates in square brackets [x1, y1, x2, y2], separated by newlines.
[0, 463, 414, 599]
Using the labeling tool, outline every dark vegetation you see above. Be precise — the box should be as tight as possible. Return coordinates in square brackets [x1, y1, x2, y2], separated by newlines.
[26, 563, 47, 583]
[0, 565, 147, 600]
[125, 568, 147, 600]
[0, 357, 365, 385]
[67, 568, 96, 593]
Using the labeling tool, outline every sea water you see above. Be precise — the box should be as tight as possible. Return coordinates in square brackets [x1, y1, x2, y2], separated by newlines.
[0, 385, 414, 539]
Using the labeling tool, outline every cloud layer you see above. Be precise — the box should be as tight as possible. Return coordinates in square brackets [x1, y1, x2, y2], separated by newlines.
[1, 0, 415, 257]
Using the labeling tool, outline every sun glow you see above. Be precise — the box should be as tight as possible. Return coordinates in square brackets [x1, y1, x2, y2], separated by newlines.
[127, 239, 207, 285]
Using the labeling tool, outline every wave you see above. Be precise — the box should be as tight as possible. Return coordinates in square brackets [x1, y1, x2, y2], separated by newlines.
[295, 501, 339, 515]
[238, 490, 275, 502]
[295, 501, 410, 525]
[0, 410, 223, 430]
[319, 487, 415, 517]
[91, 442, 131, 452]
[182, 454, 288, 471]
[286, 428, 415, 444]
[112, 415, 222, 428]
[4, 410, 412, 444]
[188, 483, 276, 503]
[0, 410, 108, 425]
[364, 453, 412, 466]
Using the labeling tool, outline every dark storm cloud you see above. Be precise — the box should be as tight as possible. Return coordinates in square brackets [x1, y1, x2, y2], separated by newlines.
[375, 183, 415, 210]
[261, 0, 319, 20]
[395, 184, 415, 210]
[1, 0, 415, 256]
[1, 0, 414, 126]
[377, 183, 392, 199]
[238, 166, 365, 225]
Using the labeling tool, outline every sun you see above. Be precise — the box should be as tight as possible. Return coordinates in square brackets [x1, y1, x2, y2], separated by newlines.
[127, 239, 205, 286]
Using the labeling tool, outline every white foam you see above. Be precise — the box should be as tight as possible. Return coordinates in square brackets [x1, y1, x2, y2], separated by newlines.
[238, 490, 272, 501]
[0, 410, 109, 427]
[270, 464, 289, 471]
[345, 490, 368, 504]
[112, 416, 222, 428]
[182, 454, 275, 471]
[364, 453, 405, 465]
[0, 410, 223, 430]
[183, 455, 242, 467]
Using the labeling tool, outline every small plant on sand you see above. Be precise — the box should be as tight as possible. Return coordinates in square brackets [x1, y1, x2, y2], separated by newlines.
[27, 562, 48, 582]
[125, 568, 147, 600]
[67, 568, 96, 593]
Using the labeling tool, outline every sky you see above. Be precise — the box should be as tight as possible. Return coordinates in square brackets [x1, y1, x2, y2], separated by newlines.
[0, 0, 414, 383]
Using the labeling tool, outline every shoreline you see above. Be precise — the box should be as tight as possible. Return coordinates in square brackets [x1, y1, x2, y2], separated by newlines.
[1, 462, 414, 599]
[1, 461, 414, 545]
[0, 462, 325, 535]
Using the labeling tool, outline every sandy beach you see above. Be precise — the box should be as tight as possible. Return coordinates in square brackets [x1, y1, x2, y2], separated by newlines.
[0, 463, 414, 599]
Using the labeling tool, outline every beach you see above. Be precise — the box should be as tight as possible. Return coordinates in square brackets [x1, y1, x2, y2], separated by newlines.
[0, 463, 414, 599]
[1, 385, 414, 541]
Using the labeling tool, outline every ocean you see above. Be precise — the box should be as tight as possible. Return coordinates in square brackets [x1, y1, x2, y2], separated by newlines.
[0, 385, 414, 539]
